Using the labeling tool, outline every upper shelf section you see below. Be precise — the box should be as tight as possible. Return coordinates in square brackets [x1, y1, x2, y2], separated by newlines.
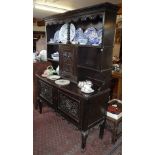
[44, 3, 118, 24]
[45, 3, 118, 47]
[46, 15, 103, 47]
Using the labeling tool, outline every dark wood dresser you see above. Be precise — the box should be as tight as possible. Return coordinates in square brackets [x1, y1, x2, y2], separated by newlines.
[36, 74, 110, 149]
[33, 61, 51, 107]
[35, 3, 118, 150]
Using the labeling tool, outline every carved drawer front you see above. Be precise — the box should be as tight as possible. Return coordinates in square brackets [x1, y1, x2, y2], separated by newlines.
[39, 80, 53, 104]
[58, 92, 80, 122]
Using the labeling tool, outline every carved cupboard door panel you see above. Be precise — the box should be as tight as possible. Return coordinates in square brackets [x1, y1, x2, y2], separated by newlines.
[39, 80, 53, 104]
[58, 91, 80, 123]
[59, 45, 77, 82]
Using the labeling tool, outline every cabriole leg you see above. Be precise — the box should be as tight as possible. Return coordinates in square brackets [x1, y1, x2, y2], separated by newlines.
[99, 119, 106, 139]
[81, 131, 88, 150]
[37, 98, 42, 114]
[112, 122, 117, 144]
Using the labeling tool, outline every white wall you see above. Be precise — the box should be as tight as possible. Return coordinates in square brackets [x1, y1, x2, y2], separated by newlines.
[33, 22, 45, 32]
[33, 25, 45, 32]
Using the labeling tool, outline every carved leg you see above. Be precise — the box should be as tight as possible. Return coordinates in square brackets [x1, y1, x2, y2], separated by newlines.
[99, 119, 106, 139]
[38, 98, 42, 114]
[34, 100, 38, 109]
[81, 131, 88, 150]
[112, 122, 117, 144]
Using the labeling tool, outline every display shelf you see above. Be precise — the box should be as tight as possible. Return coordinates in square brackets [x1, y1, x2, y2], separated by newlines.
[47, 42, 102, 48]
[47, 43, 63, 45]
[47, 58, 59, 62]
[77, 65, 101, 73]
[76, 44, 102, 48]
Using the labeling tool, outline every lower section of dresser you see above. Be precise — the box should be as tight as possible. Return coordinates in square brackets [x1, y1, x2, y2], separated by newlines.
[36, 76, 110, 149]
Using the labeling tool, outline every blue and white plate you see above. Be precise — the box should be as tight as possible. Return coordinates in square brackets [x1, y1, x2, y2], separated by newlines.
[54, 30, 60, 43]
[84, 27, 98, 44]
[59, 23, 75, 43]
[74, 28, 84, 42]
[97, 28, 103, 44]
[70, 23, 76, 41]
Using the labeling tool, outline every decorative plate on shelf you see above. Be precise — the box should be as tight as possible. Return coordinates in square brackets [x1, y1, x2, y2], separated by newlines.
[84, 27, 98, 44]
[47, 75, 61, 80]
[74, 28, 84, 42]
[55, 79, 70, 86]
[59, 23, 75, 43]
[97, 28, 103, 44]
[54, 30, 60, 43]
[70, 23, 76, 41]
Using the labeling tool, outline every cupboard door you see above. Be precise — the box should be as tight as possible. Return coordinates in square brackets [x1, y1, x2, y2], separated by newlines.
[39, 80, 53, 104]
[58, 91, 80, 122]
[59, 45, 77, 82]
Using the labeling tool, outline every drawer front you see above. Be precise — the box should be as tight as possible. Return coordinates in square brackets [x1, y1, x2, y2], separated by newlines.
[39, 80, 53, 104]
[58, 91, 80, 122]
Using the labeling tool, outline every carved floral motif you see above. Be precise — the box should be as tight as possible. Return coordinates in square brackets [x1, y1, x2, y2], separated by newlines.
[40, 81, 53, 104]
[58, 93, 80, 122]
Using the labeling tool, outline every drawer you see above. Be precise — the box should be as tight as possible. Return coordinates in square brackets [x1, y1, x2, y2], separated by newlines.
[58, 91, 80, 122]
[39, 80, 53, 104]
